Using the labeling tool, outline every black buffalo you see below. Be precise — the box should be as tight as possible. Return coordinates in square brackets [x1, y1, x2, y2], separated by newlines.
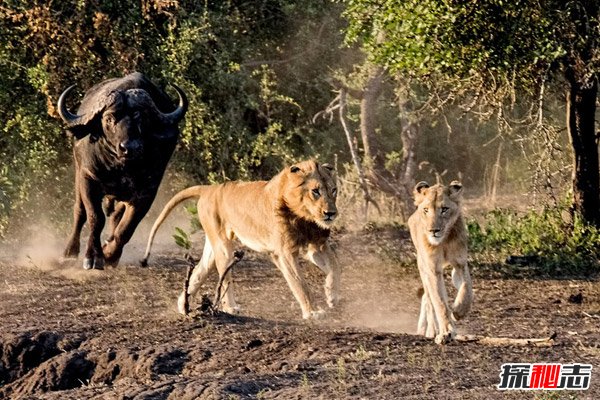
[57, 72, 188, 270]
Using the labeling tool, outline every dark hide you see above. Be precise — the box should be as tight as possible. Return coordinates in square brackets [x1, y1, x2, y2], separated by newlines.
[59, 72, 187, 269]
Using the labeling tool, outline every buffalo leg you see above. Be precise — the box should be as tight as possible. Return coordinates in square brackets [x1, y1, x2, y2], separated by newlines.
[80, 179, 106, 270]
[63, 185, 86, 259]
[103, 200, 152, 266]
[104, 199, 126, 244]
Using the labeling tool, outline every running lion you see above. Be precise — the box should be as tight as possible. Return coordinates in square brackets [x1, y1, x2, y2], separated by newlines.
[141, 160, 340, 320]
[408, 180, 473, 344]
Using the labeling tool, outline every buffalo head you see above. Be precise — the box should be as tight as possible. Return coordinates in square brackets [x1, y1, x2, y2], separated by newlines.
[58, 82, 187, 161]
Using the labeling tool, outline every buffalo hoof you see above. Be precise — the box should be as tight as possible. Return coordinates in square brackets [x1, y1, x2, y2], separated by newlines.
[102, 246, 122, 267]
[83, 257, 105, 270]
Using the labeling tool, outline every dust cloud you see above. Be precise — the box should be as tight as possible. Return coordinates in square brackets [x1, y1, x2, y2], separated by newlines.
[0, 173, 420, 334]
[337, 264, 420, 334]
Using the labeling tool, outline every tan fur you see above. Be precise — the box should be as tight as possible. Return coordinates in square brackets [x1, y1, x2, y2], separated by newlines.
[142, 160, 340, 319]
[408, 180, 472, 344]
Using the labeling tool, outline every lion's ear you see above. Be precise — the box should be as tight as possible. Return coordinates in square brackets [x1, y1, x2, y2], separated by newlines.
[413, 181, 429, 205]
[290, 165, 302, 173]
[321, 163, 334, 171]
[448, 180, 463, 200]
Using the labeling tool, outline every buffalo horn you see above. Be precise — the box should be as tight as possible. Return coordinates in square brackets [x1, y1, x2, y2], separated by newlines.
[159, 83, 188, 125]
[57, 85, 83, 126]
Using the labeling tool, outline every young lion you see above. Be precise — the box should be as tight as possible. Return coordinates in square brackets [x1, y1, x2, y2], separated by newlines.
[141, 160, 340, 320]
[408, 181, 473, 344]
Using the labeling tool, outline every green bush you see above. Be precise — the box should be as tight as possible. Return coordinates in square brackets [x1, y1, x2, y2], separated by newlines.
[468, 205, 600, 274]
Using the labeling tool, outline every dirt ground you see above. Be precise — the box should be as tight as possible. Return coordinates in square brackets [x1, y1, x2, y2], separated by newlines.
[0, 225, 599, 399]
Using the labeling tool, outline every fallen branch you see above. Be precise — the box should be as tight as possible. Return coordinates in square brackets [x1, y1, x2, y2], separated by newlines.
[582, 311, 600, 319]
[455, 332, 556, 347]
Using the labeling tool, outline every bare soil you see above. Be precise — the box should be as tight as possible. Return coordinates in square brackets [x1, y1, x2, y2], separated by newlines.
[0, 226, 599, 399]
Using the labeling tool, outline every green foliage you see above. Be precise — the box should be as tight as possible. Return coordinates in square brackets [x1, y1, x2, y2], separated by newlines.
[184, 204, 202, 233]
[342, 0, 571, 88]
[172, 227, 192, 251]
[469, 206, 600, 273]
[172, 202, 201, 250]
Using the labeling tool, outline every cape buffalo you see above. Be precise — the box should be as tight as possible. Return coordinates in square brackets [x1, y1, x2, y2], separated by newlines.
[57, 72, 188, 270]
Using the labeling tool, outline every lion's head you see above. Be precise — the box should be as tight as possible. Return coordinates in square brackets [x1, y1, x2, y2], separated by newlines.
[413, 180, 463, 246]
[280, 160, 338, 229]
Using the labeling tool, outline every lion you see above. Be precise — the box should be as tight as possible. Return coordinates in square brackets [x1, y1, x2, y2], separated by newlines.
[141, 160, 340, 320]
[408, 180, 473, 344]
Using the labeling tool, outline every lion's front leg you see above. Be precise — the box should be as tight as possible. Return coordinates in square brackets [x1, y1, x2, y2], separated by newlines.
[451, 262, 473, 320]
[274, 251, 323, 320]
[417, 253, 455, 344]
[417, 289, 437, 338]
[306, 243, 340, 309]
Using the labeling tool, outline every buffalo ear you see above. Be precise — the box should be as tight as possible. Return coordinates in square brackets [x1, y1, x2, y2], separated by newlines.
[413, 181, 430, 205]
[66, 126, 89, 140]
[65, 114, 102, 141]
[448, 180, 463, 200]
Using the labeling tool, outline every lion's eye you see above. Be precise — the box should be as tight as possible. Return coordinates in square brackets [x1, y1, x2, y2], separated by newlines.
[312, 188, 321, 199]
[441, 207, 449, 214]
[105, 114, 115, 125]
[423, 207, 429, 214]
[331, 188, 337, 196]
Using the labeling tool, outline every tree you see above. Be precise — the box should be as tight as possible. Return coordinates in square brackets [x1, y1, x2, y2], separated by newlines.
[343, 0, 600, 226]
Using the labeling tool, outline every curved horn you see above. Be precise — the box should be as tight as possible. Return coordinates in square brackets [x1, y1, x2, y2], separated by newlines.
[57, 85, 83, 126]
[160, 83, 188, 125]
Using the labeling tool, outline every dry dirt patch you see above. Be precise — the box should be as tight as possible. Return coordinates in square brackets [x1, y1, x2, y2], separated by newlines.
[0, 228, 599, 399]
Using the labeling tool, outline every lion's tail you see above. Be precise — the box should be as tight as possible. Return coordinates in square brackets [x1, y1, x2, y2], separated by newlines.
[140, 185, 206, 267]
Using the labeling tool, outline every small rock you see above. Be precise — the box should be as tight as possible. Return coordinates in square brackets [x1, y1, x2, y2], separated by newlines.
[246, 339, 263, 350]
[568, 293, 583, 304]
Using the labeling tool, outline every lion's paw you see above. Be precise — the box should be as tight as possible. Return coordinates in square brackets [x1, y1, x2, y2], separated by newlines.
[177, 292, 188, 315]
[434, 330, 456, 345]
[326, 295, 340, 309]
[222, 304, 242, 315]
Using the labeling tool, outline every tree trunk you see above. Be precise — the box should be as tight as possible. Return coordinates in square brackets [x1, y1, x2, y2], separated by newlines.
[396, 94, 419, 219]
[359, 66, 399, 196]
[360, 66, 386, 172]
[566, 73, 600, 227]
[338, 87, 380, 219]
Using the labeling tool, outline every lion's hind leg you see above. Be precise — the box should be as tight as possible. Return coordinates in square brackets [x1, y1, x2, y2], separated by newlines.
[451, 263, 473, 320]
[213, 240, 241, 315]
[178, 236, 216, 314]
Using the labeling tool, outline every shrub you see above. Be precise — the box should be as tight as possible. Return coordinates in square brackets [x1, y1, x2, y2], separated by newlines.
[468, 205, 600, 274]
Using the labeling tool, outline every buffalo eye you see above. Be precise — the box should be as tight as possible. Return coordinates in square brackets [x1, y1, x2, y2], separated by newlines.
[312, 188, 321, 199]
[133, 111, 141, 121]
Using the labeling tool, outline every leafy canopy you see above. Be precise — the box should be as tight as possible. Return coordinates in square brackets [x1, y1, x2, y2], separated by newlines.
[342, 0, 598, 89]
